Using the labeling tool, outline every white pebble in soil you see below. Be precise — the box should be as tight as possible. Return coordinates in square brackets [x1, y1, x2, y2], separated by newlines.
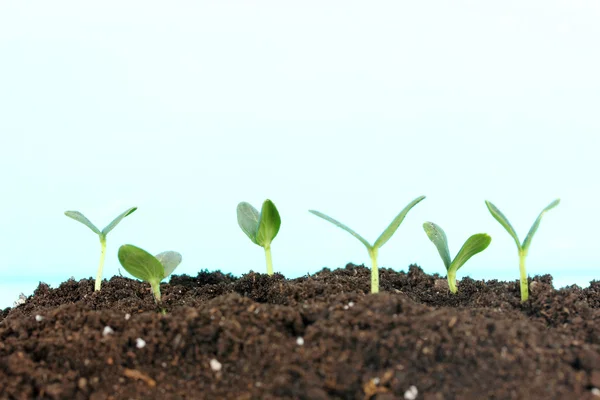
[404, 385, 418, 400]
[210, 358, 222, 372]
[135, 338, 146, 349]
[296, 337, 304, 346]
[35, 315, 44, 322]
[591, 387, 600, 397]
[124, 313, 131, 320]
[102, 326, 114, 337]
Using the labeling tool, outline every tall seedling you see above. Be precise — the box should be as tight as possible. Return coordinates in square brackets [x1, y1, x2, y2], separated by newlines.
[485, 199, 560, 302]
[309, 196, 425, 293]
[237, 199, 281, 276]
[65, 207, 137, 291]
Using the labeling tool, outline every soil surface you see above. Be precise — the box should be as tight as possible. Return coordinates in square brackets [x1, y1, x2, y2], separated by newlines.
[1, 264, 599, 400]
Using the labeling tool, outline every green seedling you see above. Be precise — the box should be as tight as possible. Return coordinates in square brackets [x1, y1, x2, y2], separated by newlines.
[309, 196, 425, 294]
[65, 207, 137, 291]
[118, 244, 182, 303]
[485, 199, 560, 302]
[423, 222, 491, 294]
[237, 199, 281, 276]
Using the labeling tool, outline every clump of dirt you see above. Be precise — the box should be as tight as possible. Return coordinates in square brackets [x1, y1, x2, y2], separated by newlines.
[1, 264, 599, 399]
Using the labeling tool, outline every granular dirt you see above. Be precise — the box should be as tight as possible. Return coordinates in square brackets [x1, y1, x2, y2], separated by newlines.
[1, 264, 599, 399]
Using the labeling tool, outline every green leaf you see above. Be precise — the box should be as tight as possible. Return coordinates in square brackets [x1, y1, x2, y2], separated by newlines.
[485, 201, 521, 250]
[522, 198, 560, 253]
[449, 233, 491, 273]
[237, 202, 260, 245]
[155, 251, 183, 278]
[101, 207, 137, 236]
[374, 196, 426, 249]
[64, 211, 101, 235]
[256, 199, 281, 247]
[118, 244, 164, 283]
[309, 210, 372, 250]
[423, 222, 452, 270]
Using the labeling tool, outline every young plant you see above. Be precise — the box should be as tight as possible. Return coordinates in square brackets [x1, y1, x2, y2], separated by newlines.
[237, 199, 281, 276]
[65, 207, 137, 291]
[423, 222, 491, 293]
[309, 196, 425, 294]
[117, 244, 182, 303]
[485, 199, 560, 302]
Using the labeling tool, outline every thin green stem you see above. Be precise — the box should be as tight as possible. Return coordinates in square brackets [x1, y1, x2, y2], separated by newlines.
[150, 281, 162, 303]
[447, 270, 457, 294]
[95, 236, 107, 291]
[369, 247, 379, 294]
[264, 245, 273, 276]
[519, 249, 528, 302]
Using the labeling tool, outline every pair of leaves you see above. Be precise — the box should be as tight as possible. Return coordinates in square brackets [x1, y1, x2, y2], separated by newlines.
[237, 200, 281, 248]
[118, 244, 182, 284]
[485, 199, 560, 254]
[423, 222, 491, 274]
[65, 207, 137, 238]
[309, 196, 426, 251]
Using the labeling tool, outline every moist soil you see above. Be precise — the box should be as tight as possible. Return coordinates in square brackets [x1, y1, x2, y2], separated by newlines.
[1, 264, 599, 400]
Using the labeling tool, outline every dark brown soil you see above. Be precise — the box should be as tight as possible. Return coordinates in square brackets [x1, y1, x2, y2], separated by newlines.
[1, 264, 599, 400]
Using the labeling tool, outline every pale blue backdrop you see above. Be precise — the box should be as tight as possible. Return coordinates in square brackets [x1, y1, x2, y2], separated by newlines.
[1, 1, 598, 308]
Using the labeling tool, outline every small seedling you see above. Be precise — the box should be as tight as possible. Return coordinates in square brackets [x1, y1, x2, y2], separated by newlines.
[423, 222, 491, 294]
[309, 196, 425, 294]
[65, 207, 137, 291]
[237, 199, 281, 276]
[485, 199, 560, 302]
[117, 244, 182, 303]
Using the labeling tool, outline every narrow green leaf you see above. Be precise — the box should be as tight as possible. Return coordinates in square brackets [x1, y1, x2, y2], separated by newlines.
[449, 233, 491, 274]
[256, 199, 281, 247]
[309, 210, 372, 250]
[485, 201, 521, 250]
[101, 207, 137, 236]
[155, 251, 183, 279]
[522, 198, 560, 253]
[374, 195, 426, 249]
[64, 211, 101, 235]
[237, 202, 260, 245]
[423, 222, 452, 270]
[118, 244, 164, 283]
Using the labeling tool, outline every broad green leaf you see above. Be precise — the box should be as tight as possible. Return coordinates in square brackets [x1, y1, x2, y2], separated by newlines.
[374, 196, 426, 249]
[118, 244, 164, 283]
[423, 222, 452, 270]
[237, 202, 260, 245]
[485, 201, 521, 250]
[449, 233, 491, 273]
[256, 199, 281, 247]
[309, 210, 372, 250]
[522, 199, 560, 253]
[64, 211, 101, 235]
[102, 207, 137, 236]
[155, 251, 183, 278]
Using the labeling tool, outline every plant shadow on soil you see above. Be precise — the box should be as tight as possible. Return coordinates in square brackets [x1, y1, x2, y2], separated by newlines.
[1, 264, 599, 400]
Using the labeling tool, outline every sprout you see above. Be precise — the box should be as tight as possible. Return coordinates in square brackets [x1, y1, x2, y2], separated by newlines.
[237, 199, 281, 276]
[65, 207, 137, 291]
[117, 244, 182, 303]
[309, 196, 425, 294]
[485, 199, 560, 302]
[423, 222, 491, 294]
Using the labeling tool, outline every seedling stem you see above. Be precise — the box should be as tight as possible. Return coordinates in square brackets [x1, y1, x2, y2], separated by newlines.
[519, 248, 527, 301]
[369, 247, 379, 293]
[264, 245, 274, 276]
[96, 236, 107, 291]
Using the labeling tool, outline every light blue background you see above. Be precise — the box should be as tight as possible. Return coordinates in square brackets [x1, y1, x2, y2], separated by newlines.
[1, 1, 598, 308]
